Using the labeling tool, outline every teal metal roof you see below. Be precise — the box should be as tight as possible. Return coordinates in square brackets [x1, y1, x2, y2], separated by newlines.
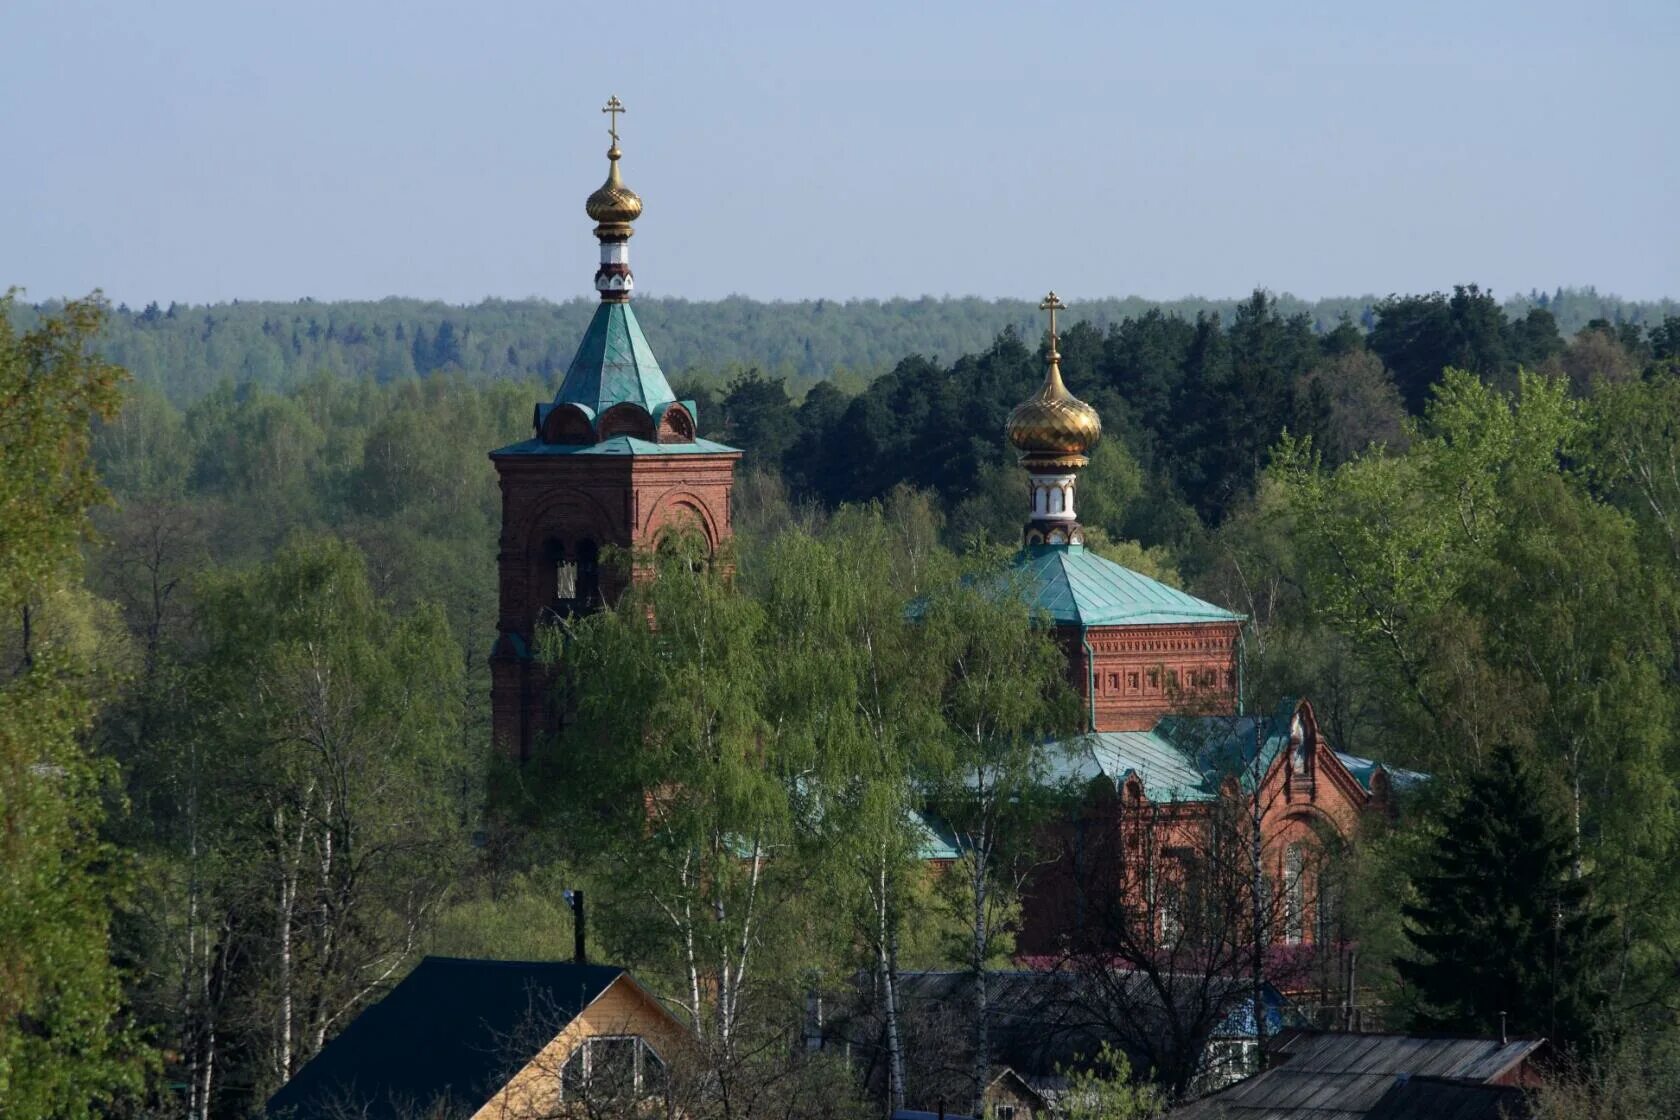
[1334, 751, 1428, 792]
[555, 300, 676, 415]
[1011, 544, 1243, 627]
[1047, 699, 1305, 802]
[1090, 731, 1217, 801]
[912, 810, 963, 860]
[491, 435, 740, 458]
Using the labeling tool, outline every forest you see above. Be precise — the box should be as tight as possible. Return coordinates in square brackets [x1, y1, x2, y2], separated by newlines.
[9, 286, 1676, 406]
[8, 284, 1680, 1119]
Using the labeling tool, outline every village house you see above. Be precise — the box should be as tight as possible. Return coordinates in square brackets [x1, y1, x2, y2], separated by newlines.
[265, 957, 687, 1120]
[1171, 1029, 1545, 1120]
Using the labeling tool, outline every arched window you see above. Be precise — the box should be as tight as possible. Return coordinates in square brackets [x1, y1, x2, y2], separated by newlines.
[1284, 843, 1307, 945]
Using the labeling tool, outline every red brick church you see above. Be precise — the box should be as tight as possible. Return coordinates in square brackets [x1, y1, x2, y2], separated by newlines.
[490, 102, 1409, 955]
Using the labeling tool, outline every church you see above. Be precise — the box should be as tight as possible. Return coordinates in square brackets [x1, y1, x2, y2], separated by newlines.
[488, 100, 1410, 962]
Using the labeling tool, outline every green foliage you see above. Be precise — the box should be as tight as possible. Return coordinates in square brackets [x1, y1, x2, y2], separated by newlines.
[17, 280, 1680, 1112]
[0, 292, 147, 1117]
[1257, 363, 1680, 1048]
[1399, 747, 1614, 1047]
[1057, 1042, 1165, 1120]
[112, 536, 475, 1112]
[1, 291, 125, 609]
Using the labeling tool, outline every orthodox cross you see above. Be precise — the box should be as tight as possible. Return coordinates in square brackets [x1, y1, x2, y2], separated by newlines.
[1040, 290, 1066, 351]
[602, 95, 626, 145]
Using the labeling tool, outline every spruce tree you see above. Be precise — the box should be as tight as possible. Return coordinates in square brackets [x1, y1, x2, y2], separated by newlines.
[1399, 745, 1612, 1048]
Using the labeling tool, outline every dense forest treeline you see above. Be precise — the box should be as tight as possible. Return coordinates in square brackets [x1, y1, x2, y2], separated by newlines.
[10, 285, 1680, 1117]
[7, 286, 1677, 405]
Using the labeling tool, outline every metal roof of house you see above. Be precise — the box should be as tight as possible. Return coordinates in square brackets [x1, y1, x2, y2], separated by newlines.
[556, 300, 676, 416]
[1010, 544, 1244, 628]
[265, 957, 630, 1119]
[1173, 1030, 1543, 1120]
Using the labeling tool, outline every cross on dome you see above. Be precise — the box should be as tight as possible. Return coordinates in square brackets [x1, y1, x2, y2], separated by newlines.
[602, 95, 625, 146]
[1040, 290, 1066, 353]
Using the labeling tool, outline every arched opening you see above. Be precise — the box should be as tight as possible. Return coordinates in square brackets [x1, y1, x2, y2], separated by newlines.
[540, 538, 601, 621]
[1284, 843, 1307, 945]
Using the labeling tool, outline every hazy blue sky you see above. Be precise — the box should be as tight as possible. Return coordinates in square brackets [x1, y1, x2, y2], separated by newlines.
[5, 0, 1676, 306]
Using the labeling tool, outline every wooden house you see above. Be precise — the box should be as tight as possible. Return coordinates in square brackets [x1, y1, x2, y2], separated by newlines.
[266, 957, 688, 1120]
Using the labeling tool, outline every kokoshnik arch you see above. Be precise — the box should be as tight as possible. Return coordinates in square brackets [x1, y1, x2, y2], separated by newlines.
[489, 101, 1414, 958]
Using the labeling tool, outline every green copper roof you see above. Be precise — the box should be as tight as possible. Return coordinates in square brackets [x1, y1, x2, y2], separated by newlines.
[490, 434, 739, 458]
[1011, 543, 1244, 627]
[556, 300, 676, 415]
[1048, 700, 1304, 802]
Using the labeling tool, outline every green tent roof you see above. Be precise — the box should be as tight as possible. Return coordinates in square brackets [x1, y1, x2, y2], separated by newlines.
[555, 301, 676, 415]
[1011, 543, 1243, 627]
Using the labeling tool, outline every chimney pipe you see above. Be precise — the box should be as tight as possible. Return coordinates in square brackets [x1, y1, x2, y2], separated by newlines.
[568, 889, 587, 965]
[1498, 1010, 1507, 1046]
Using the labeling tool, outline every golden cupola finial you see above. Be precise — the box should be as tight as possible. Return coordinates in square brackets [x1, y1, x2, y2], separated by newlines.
[585, 95, 644, 231]
[1006, 291, 1102, 468]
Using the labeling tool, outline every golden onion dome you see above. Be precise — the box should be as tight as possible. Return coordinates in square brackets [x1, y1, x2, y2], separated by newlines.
[585, 145, 643, 226]
[1006, 348, 1102, 464]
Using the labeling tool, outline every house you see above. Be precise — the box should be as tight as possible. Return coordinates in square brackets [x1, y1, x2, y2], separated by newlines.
[888, 1067, 1046, 1120]
[830, 969, 1299, 1110]
[1171, 1028, 1544, 1119]
[266, 957, 688, 1120]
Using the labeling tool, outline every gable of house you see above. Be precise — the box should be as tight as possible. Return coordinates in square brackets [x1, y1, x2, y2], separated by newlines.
[265, 958, 684, 1120]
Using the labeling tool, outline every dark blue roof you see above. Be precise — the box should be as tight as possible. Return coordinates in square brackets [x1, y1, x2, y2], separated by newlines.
[266, 957, 626, 1119]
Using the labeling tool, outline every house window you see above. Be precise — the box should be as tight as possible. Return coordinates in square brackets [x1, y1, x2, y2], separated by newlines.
[995, 1107, 1018, 1120]
[560, 1036, 666, 1104]
[1148, 669, 1160, 690]
[1108, 672, 1120, 691]
[555, 560, 578, 601]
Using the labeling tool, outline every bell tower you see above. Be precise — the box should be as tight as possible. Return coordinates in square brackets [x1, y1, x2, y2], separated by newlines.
[489, 97, 741, 760]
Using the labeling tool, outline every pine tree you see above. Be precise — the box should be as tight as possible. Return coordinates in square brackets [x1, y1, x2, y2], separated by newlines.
[1399, 746, 1612, 1049]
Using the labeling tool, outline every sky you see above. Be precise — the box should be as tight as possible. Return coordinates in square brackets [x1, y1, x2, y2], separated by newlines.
[4, 0, 1677, 307]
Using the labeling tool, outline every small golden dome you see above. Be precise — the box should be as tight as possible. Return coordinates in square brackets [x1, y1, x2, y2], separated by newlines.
[1006, 349, 1102, 465]
[586, 145, 643, 226]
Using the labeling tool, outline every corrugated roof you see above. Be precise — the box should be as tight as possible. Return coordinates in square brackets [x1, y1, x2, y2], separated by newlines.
[1364, 1076, 1530, 1120]
[491, 434, 740, 458]
[556, 301, 675, 416]
[1173, 1030, 1543, 1119]
[265, 957, 629, 1119]
[1010, 544, 1243, 627]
